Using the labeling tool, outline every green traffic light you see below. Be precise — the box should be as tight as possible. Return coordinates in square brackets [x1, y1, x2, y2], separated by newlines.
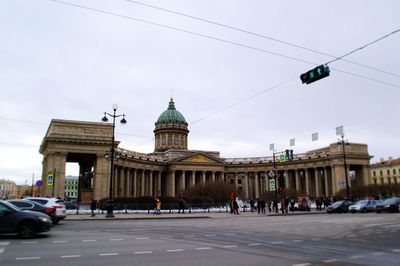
[317, 67, 322, 75]
[309, 71, 314, 78]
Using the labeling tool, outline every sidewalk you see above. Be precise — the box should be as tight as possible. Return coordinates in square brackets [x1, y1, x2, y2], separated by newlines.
[65, 209, 326, 221]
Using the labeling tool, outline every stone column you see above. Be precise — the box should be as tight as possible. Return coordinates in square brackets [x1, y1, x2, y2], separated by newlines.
[212, 171, 216, 182]
[140, 170, 145, 197]
[244, 172, 249, 199]
[362, 165, 370, 186]
[179, 171, 185, 193]
[157, 171, 161, 196]
[284, 170, 289, 189]
[132, 169, 137, 197]
[254, 172, 259, 198]
[170, 170, 176, 197]
[324, 167, 329, 197]
[149, 170, 153, 196]
[314, 168, 321, 197]
[234, 172, 238, 189]
[190, 171, 195, 187]
[95, 155, 109, 200]
[305, 169, 311, 196]
[201, 171, 206, 184]
[295, 170, 300, 192]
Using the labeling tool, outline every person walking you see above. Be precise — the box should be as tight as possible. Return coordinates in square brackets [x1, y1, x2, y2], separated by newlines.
[90, 199, 97, 217]
[260, 199, 266, 214]
[233, 199, 239, 215]
[178, 197, 185, 214]
[155, 198, 161, 214]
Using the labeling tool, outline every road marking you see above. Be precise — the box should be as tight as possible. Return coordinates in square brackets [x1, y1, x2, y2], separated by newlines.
[372, 252, 385, 256]
[82, 240, 97, 242]
[61, 255, 82, 258]
[293, 240, 303, 243]
[249, 243, 263, 246]
[167, 249, 183, 252]
[204, 234, 216, 237]
[293, 263, 311, 266]
[160, 236, 172, 239]
[16, 257, 40, 260]
[136, 237, 149, 240]
[22, 241, 38, 244]
[350, 255, 363, 259]
[393, 249, 400, 252]
[223, 245, 237, 248]
[184, 235, 195, 238]
[323, 259, 339, 263]
[134, 251, 152, 254]
[271, 241, 283, 244]
[224, 233, 235, 236]
[196, 247, 212, 250]
[99, 253, 119, 256]
[0, 242, 10, 245]
[110, 239, 124, 241]
[53, 240, 68, 243]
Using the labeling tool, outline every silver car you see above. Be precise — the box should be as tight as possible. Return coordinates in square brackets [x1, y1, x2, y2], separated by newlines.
[349, 199, 378, 213]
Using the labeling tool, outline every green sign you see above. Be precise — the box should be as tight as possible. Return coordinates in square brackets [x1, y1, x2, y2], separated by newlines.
[269, 179, 276, 191]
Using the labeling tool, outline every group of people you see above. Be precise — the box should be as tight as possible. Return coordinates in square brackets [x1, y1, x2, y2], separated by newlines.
[246, 198, 297, 214]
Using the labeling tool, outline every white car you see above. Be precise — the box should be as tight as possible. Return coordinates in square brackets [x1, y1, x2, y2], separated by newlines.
[349, 199, 378, 213]
[24, 197, 67, 224]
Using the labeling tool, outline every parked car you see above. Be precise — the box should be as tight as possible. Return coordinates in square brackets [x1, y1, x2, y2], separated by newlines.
[8, 199, 57, 224]
[349, 199, 379, 213]
[375, 197, 400, 213]
[327, 199, 354, 213]
[0, 200, 52, 238]
[24, 197, 67, 224]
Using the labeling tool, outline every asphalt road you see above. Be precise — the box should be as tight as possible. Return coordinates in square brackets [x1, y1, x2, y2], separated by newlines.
[1, 213, 399, 266]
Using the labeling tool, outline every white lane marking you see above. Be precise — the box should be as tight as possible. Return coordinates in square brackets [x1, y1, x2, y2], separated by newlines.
[16, 257, 40, 260]
[61, 255, 82, 258]
[166, 249, 183, 252]
[110, 239, 124, 241]
[184, 235, 195, 238]
[249, 243, 263, 246]
[293, 263, 311, 266]
[293, 240, 303, 243]
[393, 249, 400, 252]
[271, 241, 283, 244]
[134, 251, 152, 254]
[136, 237, 149, 240]
[160, 236, 172, 239]
[0, 242, 10, 245]
[82, 240, 97, 242]
[350, 255, 364, 259]
[373, 252, 385, 256]
[223, 245, 237, 248]
[323, 259, 339, 263]
[0, 249, 4, 254]
[99, 253, 119, 256]
[196, 247, 212, 250]
[22, 241, 38, 244]
[204, 234, 216, 237]
[224, 233, 235, 236]
[53, 241, 68, 243]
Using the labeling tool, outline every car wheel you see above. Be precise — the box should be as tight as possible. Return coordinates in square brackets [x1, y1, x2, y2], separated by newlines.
[376, 210, 381, 214]
[361, 208, 367, 213]
[52, 219, 60, 225]
[18, 221, 37, 239]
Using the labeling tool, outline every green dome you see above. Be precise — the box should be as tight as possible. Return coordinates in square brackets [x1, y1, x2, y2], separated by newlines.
[157, 98, 187, 124]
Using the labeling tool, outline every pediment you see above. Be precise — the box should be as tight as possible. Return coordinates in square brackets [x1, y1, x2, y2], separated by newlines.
[172, 152, 224, 165]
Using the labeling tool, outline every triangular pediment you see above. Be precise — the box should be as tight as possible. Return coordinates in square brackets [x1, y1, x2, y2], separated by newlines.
[171, 152, 224, 165]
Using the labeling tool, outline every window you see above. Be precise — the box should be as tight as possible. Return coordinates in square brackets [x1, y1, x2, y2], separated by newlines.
[387, 169, 390, 175]
[174, 136, 179, 145]
[373, 178, 377, 184]
[373, 171, 376, 177]
[238, 179, 242, 185]
[162, 135, 166, 145]
[168, 135, 172, 145]
[380, 170, 383, 176]
[393, 169, 396, 175]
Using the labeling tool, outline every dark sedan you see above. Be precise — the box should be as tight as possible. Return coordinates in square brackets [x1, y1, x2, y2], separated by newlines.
[8, 199, 57, 224]
[327, 199, 354, 213]
[375, 197, 400, 213]
[0, 200, 52, 238]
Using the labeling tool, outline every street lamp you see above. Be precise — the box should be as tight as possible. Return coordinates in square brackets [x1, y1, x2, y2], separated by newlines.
[338, 135, 350, 199]
[101, 104, 127, 218]
[269, 144, 278, 203]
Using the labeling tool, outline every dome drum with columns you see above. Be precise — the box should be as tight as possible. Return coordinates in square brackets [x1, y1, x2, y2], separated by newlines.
[39, 98, 373, 203]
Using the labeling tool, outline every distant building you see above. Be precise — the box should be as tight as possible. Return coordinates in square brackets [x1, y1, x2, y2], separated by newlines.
[64, 175, 79, 199]
[0, 179, 17, 199]
[370, 157, 400, 185]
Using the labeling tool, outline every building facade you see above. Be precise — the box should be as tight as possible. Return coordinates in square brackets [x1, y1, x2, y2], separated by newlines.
[370, 157, 400, 185]
[64, 175, 79, 199]
[0, 179, 17, 199]
[39, 98, 372, 203]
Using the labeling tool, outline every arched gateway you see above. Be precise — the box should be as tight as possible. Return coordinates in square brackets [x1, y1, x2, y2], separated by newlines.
[40, 99, 372, 203]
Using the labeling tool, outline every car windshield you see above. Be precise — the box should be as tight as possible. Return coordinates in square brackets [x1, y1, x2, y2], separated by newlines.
[332, 201, 343, 207]
[383, 198, 400, 204]
[1, 200, 22, 211]
[356, 200, 368, 205]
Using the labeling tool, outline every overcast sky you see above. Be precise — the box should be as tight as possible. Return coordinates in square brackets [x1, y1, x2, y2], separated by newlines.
[1, 0, 399, 185]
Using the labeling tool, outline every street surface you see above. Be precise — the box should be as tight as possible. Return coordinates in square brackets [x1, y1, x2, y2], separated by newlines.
[0, 213, 399, 266]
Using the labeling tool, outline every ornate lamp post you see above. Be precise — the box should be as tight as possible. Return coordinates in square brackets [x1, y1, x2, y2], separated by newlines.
[101, 104, 127, 218]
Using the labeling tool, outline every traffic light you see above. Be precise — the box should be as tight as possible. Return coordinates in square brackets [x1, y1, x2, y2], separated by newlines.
[285, 149, 293, 161]
[300, 64, 330, 84]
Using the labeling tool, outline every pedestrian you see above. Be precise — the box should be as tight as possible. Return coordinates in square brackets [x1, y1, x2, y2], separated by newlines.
[290, 198, 295, 212]
[280, 198, 286, 214]
[90, 199, 97, 217]
[257, 198, 261, 214]
[156, 198, 161, 214]
[260, 199, 266, 214]
[233, 199, 239, 215]
[178, 197, 185, 214]
[267, 200, 272, 213]
[285, 198, 289, 214]
[250, 199, 255, 212]
[273, 199, 278, 213]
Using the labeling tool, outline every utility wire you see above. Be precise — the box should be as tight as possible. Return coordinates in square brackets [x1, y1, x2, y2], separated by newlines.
[125, 0, 400, 79]
[326, 29, 400, 64]
[49, 0, 400, 90]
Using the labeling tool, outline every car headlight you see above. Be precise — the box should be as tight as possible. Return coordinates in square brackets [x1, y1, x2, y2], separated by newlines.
[38, 217, 50, 223]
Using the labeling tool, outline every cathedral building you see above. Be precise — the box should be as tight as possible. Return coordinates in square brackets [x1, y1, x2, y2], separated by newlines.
[39, 98, 372, 202]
